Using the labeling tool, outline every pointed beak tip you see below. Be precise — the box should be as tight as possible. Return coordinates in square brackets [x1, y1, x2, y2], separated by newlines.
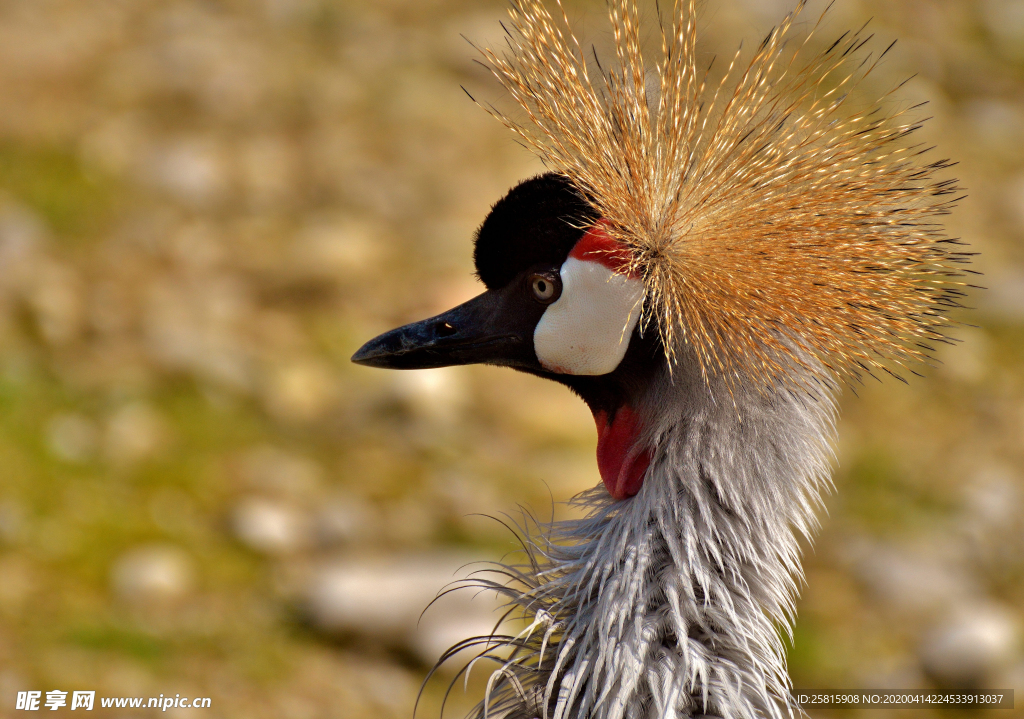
[350, 347, 367, 365]
[350, 341, 385, 367]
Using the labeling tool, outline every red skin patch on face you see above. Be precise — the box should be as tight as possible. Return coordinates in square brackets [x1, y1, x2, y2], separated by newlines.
[593, 406, 652, 500]
[569, 221, 638, 278]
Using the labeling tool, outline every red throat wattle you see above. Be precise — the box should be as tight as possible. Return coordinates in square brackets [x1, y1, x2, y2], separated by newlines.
[593, 406, 652, 500]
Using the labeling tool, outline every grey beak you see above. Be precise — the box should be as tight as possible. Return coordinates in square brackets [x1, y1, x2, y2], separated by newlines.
[351, 289, 535, 370]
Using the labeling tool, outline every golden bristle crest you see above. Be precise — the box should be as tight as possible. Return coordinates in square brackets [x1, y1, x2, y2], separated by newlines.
[474, 0, 969, 388]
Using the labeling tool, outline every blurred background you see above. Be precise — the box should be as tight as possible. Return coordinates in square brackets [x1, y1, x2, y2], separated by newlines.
[0, 0, 1020, 717]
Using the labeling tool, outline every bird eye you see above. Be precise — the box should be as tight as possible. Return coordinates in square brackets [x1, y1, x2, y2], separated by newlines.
[529, 273, 561, 304]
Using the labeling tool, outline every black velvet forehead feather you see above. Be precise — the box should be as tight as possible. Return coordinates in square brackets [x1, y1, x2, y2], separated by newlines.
[474, 173, 599, 290]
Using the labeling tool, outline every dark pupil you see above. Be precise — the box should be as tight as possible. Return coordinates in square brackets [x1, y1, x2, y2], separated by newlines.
[537, 280, 547, 294]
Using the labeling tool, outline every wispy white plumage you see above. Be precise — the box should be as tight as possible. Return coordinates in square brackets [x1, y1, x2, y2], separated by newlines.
[441, 350, 834, 719]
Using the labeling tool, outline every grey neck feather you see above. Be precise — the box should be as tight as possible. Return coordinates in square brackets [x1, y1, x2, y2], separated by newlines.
[454, 356, 837, 719]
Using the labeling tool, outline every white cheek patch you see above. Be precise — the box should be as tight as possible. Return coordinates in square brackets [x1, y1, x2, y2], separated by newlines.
[533, 256, 644, 375]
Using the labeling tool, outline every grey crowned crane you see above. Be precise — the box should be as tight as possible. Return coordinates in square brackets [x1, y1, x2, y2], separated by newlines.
[352, 1, 969, 717]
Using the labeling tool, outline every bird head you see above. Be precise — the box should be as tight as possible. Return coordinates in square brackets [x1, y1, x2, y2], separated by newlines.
[353, 173, 662, 500]
[353, 0, 969, 503]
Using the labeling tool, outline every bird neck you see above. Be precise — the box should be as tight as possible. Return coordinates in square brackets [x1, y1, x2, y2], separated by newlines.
[474, 359, 837, 719]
